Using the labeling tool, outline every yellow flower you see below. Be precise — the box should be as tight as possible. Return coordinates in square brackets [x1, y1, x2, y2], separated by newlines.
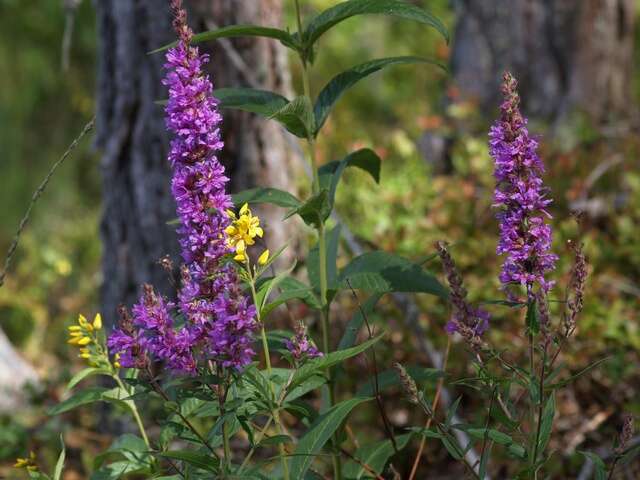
[77, 336, 92, 346]
[92, 313, 102, 330]
[225, 203, 264, 262]
[78, 314, 89, 327]
[68, 325, 81, 332]
[114, 353, 121, 369]
[14, 451, 37, 470]
[258, 249, 270, 265]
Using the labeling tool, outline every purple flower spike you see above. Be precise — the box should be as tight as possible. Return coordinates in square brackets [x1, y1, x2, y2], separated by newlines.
[490, 72, 558, 298]
[163, 0, 257, 371]
[108, 0, 257, 373]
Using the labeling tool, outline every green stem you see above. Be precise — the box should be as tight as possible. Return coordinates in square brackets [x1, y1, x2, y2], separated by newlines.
[113, 375, 151, 450]
[250, 268, 290, 480]
[294, 1, 341, 477]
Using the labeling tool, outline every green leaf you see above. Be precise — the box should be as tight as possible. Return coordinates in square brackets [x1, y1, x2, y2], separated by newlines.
[319, 149, 381, 211]
[464, 428, 515, 446]
[67, 367, 112, 391]
[357, 366, 443, 397]
[53, 436, 66, 480]
[288, 333, 385, 393]
[285, 189, 331, 227]
[159, 451, 218, 473]
[269, 96, 315, 138]
[256, 262, 297, 316]
[290, 397, 371, 479]
[619, 444, 640, 466]
[578, 451, 607, 480]
[339, 251, 448, 298]
[216, 87, 290, 116]
[151, 25, 297, 54]
[525, 301, 540, 335]
[544, 357, 610, 390]
[537, 393, 555, 453]
[261, 277, 322, 317]
[314, 57, 445, 134]
[48, 387, 109, 415]
[507, 443, 527, 460]
[302, 0, 449, 56]
[343, 433, 412, 479]
[259, 434, 293, 446]
[95, 434, 152, 471]
[441, 435, 464, 460]
[232, 187, 301, 209]
[338, 294, 382, 350]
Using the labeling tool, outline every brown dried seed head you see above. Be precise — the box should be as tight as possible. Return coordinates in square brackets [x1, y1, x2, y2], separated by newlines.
[393, 362, 419, 405]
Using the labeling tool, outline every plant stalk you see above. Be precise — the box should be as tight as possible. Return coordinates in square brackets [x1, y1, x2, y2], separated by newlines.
[113, 375, 151, 450]
[249, 268, 291, 480]
[294, 0, 340, 476]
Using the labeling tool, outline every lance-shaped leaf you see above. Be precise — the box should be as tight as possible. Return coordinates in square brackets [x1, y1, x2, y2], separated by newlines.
[269, 95, 315, 138]
[343, 433, 413, 479]
[314, 57, 445, 134]
[232, 187, 301, 209]
[284, 189, 331, 227]
[290, 397, 371, 479]
[319, 149, 382, 209]
[339, 251, 448, 298]
[302, 0, 449, 54]
[288, 333, 385, 393]
[215, 87, 290, 116]
[150, 24, 298, 54]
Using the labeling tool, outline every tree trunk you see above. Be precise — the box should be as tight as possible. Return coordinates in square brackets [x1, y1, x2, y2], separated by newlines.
[450, 0, 635, 123]
[0, 329, 39, 412]
[95, 0, 297, 324]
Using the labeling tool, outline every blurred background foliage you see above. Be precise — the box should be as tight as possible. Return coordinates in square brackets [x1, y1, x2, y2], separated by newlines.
[1, 0, 639, 477]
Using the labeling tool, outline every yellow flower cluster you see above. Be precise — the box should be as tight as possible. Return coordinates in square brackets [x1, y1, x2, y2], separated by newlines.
[68, 313, 102, 361]
[225, 203, 269, 265]
[14, 451, 37, 471]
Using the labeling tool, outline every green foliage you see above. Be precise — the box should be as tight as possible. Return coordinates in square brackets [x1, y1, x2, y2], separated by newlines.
[339, 251, 447, 297]
[314, 57, 445, 134]
[290, 397, 371, 478]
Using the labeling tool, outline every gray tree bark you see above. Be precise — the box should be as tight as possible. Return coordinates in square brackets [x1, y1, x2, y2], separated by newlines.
[95, 0, 296, 324]
[450, 0, 636, 123]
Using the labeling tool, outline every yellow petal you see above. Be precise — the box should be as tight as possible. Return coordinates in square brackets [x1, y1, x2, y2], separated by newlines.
[68, 325, 81, 331]
[225, 226, 237, 235]
[234, 253, 246, 262]
[77, 337, 92, 346]
[79, 353, 91, 359]
[236, 240, 246, 253]
[69, 331, 82, 337]
[255, 227, 264, 238]
[67, 336, 81, 345]
[226, 209, 236, 219]
[93, 314, 102, 330]
[114, 362, 121, 369]
[240, 203, 249, 215]
[78, 314, 88, 327]
[258, 249, 270, 265]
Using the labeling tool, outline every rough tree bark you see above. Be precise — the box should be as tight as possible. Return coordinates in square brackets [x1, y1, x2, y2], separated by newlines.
[450, 0, 636, 123]
[95, 0, 297, 324]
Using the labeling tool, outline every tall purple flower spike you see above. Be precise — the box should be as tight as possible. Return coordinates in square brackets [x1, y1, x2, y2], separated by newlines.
[108, 0, 257, 372]
[490, 72, 558, 299]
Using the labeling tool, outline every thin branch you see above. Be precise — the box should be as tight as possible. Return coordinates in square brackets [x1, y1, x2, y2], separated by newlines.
[346, 279, 397, 452]
[408, 337, 452, 480]
[339, 447, 385, 480]
[0, 118, 95, 289]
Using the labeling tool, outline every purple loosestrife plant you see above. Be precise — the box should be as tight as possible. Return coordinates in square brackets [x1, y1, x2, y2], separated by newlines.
[108, 0, 257, 372]
[490, 72, 558, 299]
